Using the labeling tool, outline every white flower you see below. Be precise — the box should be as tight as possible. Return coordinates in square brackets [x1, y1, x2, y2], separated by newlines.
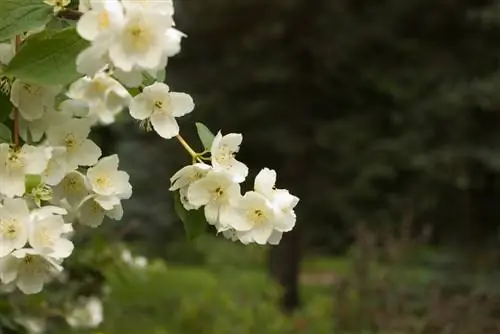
[86, 154, 132, 209]
[109, 8, 173, 72]
[29, 206, 73, 258]
[164, 28, 186, 57]
[170, 163, 212, 210]
[0, 198, 30, 257]
[10, 81, 61, 121]
[187, 170, 241, 229]
[67, 73, 131, 125]
[129, 82, 194, 139]
[0, 42, 14, 65]
[59, 98, 90, 118]
[77, 0, 124, 42]
[78, 197, 123, 228]
[66, 296, 103, 329]
[76, 42, 109, 77]
[17, 109, 72, 143]
[254, 168, 299, 232]
[210, 132, 248, 183]
[0, 144, 51, 198]
[42, 147, 68, 186]
[45, 118, 102, 169]
[230, 191, 278, 245]
[53, 171, 89, 208]
[170, 163, 212, 191]
[0, 248, 62, 294]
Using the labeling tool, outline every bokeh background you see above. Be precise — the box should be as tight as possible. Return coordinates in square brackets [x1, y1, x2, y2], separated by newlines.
[8, 0, 500, 333]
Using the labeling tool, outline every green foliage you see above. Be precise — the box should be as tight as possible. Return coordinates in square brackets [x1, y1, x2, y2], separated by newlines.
[5, 27, 89, 85]
[195, 122, 215, 151]
[0, 0, 52, 41]
[0, 123, 11, 143]
[0, 86, 12, 123]
[173, 191, 207, 241]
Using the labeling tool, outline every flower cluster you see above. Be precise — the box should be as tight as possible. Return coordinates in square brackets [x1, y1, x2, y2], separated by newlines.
[0, 0, 298, 296]
[170, 134, 299, 245]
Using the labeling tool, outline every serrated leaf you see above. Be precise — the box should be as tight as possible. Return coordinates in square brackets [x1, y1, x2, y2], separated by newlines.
[0, 0, 53, 41]
[5, 27, 89, 85]
[173, 191, 207, 241]
[0, 123, 11, 143]
[196, 122, 215, 150]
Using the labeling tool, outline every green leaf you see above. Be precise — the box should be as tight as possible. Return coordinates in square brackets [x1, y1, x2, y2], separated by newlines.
[0, 123, 11, 143]
[196, 122, 216, 150]
[4, 27, 89, 85]
[157, 69, 166, 82]
[173, 191, 207, 241]
[0, 89, 12, 123]
[0, 0, 53, 41]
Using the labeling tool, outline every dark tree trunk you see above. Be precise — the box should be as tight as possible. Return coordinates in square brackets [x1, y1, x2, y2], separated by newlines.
[269, 227, 301, 313]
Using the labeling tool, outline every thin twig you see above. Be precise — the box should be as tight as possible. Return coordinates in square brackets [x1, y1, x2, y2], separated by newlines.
[12, 35, 21, 148]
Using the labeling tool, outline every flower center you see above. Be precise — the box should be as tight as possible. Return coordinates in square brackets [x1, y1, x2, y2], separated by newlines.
[98, 11, 110, 30]
[153, 97, 171, 116]
[213, 187, 224, 200]
[127, 22, 154, 51]
[95, 175, 111, 191]
[215, 145, 235, 165]
[64, 134, 79, 151]
[0, 219, 19, 239]
[38, 228, 54, 247]
[91, 201, 102, 213]
[249, 209, 267, 225]
[23, 255, 33, 265]
[7, 150, 24, 170]
[63, 175, 84, 194]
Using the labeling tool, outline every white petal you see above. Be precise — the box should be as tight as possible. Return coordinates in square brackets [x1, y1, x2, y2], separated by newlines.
[219, 205, 252, 232]
[187, 180, 212, 207]
[76, 11, 102, 41]
[254, 168, 276, 198]
[21, 145, 49, 174]
[0, 256, 19, 284]
[78, 199, 105, 227]
[250, 225, 274, 245]
[150, 114, 179, 139]
[227, 160, 248, 183]
[51, 239, 74, 258]
[17, 273, 44, 295]
[76, 45, 108, 76]
[204, 204, 219, 226]
[94, 195, 120, 211]
[0, 170, 25, 198]
[106, 203, 123, 220]
[129, 94, 154, 120]
[76, 139, 102, 166]
[170, 92, 194, 117]
[267, 230, 283, 245]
